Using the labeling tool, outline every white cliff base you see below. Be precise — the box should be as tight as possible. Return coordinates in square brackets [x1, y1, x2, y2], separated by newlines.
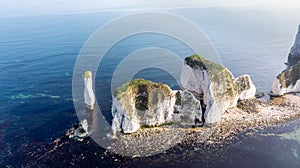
[272, 63, 300, 96]
[272, 79, 300, 96]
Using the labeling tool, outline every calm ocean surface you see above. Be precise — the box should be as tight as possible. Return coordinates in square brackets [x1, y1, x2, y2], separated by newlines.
[1, 8, 300, 167]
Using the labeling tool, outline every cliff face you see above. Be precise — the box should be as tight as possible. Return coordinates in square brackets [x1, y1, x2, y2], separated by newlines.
[288, 25, 300, 66]
[272, 25, 300, 96]
[272, 62, 300, 96]
[111, 79, 202, 134]
[111, 55, 256, 133]
[181, 55, 256, 124]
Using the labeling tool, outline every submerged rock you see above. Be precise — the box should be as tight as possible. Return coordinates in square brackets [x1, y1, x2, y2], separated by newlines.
[83, 71, 95, 110]
[287, 25, 300, 66]
[272, 62, 300, 96]
[111, 79, 202, 134]
[181, 54, 256, 124]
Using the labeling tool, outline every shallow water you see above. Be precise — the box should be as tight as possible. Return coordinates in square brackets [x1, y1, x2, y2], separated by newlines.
[1, 7, 300, 167]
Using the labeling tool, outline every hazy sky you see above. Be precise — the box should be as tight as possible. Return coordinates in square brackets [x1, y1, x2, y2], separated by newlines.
[1, 0, 300, 17]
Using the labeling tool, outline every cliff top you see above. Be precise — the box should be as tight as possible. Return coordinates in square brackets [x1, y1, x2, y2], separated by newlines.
[185, 54, 225, 75]
[84, 71, 92, 78]
[113, 79, 172, 99]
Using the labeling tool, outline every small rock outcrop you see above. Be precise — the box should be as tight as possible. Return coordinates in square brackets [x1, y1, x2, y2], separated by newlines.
[83, 71, 95, 109]
[181, 54, 256, 124]
[111, 79, 202, 134]
[272, 62, 300, 96]
[287, 24, 300, 66]
[66, 119, 90, 141]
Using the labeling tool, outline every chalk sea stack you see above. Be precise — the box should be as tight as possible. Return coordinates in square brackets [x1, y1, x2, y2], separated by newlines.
[181, 54, 256, 124]
[111, 79, 202, 134]
[83, 71, 95, 109]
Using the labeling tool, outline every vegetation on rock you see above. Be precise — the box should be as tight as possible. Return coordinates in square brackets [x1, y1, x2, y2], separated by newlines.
[277, 63, 300, 88]
[185, 54, 225, 75]
[84, 71, 91, 78]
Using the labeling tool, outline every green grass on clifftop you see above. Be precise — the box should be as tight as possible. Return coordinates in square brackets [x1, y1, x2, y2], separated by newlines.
[185, 54, 225, 75]
[113, 79, 172, 99]
[84, 71, 91, 78]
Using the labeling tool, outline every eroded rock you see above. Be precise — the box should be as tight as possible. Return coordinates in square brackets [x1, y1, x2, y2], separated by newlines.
[272, 62, 300, 96]
[83, 71, 95, 110]
[181, 54, 256, 124]
[66, 119, 90, 141]
[111, 79, 202, 134]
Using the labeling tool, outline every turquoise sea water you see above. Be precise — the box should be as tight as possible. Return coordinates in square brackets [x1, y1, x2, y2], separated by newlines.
[1, 8, 300, 167]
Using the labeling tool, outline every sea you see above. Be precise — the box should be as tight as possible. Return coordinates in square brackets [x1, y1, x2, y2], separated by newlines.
[1, 7, 300, 167]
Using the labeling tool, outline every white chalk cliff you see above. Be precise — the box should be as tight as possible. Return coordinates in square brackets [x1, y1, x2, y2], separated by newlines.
[272, 62, 300, 96]
[288, 24, 300, 66]
[111, 79, 202, 134]
[111, 54, 257, 133]
[181, 55, 256, 124]
[272, 25, 300, 96]
[290, 25, 300, 57]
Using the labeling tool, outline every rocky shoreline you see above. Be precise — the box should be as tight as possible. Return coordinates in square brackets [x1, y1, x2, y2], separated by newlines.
[204, 93, 300, 143]
[107, 53, 300, 157]
[4, 94, 299, 167]
[108, 94, 300, 157]
[64, 24, 300, 159]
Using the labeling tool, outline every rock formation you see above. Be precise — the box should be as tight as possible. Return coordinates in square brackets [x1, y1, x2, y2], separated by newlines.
[66, 119, 89, 141]
[111, 55, 256, 133]
[83, 71, 95, 109]
[111, 79, 202, 134]
[272, 62, 300, 96]
[287, 24, 300, 66]
[181, 55, 256, 124]
[272, 25, 300, 96]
